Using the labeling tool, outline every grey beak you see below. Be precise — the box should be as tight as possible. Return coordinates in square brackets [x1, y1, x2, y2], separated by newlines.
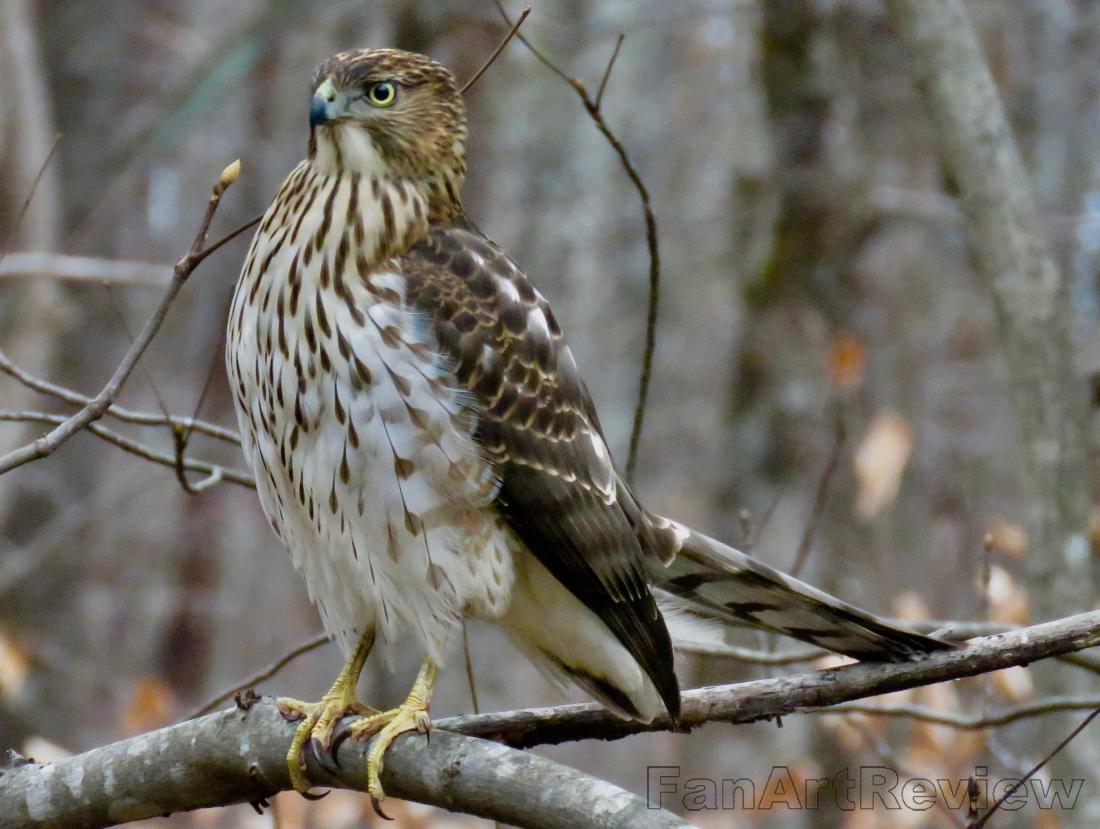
[309, 93, 328, 129]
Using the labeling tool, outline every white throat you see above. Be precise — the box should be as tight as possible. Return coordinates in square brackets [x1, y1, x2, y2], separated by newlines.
[311, 123, 390, 178]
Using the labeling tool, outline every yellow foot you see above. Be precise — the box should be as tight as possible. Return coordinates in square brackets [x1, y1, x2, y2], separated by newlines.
[341, 699, 431, 816]
[279, 693, 379, 792]
[340, 659, 437, 817]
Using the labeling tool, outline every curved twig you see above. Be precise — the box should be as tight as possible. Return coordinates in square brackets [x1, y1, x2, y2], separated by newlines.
[0, 161, 243, 476]
[495, 2, 660, 484]
[0, 410, 254, 489]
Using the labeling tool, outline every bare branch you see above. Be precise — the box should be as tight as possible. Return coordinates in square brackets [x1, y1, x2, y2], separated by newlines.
[975, 706, 1100, 828]
[819, 697, 1100, 729]
[495, 2, 660, 484]
[0, 132, 61, 259]
[438, 610, 1100, 748]
[5, 612, 1099, 828]
[0, 410, 254, 489]
[595, 33, 625, 109]
[0, 252, 171, 287]
[460, 6, 531, 94]
[0, 699, 694, 829]
[788, 413, 845, 576]
[675, 639, 824, 665]
[0, 348, 239, 444]
[0, 161, 242, 476]
[189, 634, 330, 719]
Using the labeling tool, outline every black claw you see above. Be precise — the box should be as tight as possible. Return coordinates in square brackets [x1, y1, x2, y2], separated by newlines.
[371, 794, 393, 820]
[249, 797, 269, 815]
[309, 737, 342, 775]
[330, 725, 350, 757]
[299, 788, 329, 801]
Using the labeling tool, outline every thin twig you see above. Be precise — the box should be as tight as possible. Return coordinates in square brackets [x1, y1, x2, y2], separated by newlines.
[173, 322, 231, 494]
[495, 2, 660, 485]
[194, 213, 261, 266]
[0, 348, 239, 444]
[189, 634, 331, 719]
[818, 697, 1100, 729]
[462, 621, 481, 714]
[789, 414, 845, 576]
[0, 160, 242, 476]
[595, 34, 625, 110]
[460, 6, 531, 94]
[0, 133, 61, 263]
[0, 410, 253, 489]
[676, 640, 825, 665]
[974, 706, 1100, 828]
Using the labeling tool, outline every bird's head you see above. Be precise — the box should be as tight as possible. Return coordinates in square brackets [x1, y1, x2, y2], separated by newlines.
[307, 48, 467, 220]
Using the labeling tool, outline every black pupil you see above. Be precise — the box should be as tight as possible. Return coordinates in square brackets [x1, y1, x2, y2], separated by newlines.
[373, 83, 392, 101]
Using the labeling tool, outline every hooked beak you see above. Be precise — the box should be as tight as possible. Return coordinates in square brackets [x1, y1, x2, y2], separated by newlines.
[309, 93, 329, 129]
[310, 78, 341, 129]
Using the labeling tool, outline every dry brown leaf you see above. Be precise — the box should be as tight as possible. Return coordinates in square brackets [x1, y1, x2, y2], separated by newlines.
[120, 676, 175, 736]
[0, 629, 30, 700]
[986, 565, 1030, 625]
[990, 665, 1034, 702]
[828, 332, 867, 391]
[21, 736, 70, 763]
[892, 591, 932, 623]
[1037, 809, 1063, 829]
[985, 519, 1028, 559]
[854, 411, 913, 520]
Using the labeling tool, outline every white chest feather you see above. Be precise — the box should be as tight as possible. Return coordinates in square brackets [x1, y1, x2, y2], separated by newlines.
[227, 162, 515, 661]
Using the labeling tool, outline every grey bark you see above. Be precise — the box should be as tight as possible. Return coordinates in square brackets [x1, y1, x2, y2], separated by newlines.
[0, 700, 694, 829]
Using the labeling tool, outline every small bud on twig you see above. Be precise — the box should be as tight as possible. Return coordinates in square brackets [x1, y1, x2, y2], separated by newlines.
[219, 159, 242, 188]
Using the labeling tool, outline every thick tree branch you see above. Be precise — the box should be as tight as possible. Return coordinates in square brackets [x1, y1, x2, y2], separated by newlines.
[0, 700, 693, 829]
[2, 612, 1097, 828]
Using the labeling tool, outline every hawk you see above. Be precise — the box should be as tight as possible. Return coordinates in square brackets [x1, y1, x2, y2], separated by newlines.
[226, 48, 949, 807]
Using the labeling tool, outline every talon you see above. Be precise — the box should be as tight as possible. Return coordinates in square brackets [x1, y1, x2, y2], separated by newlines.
[280, 633, 376, 792]
[300, 789, 329, 801]
[310, 737, 342, 775]
[359, 659, 438, 804]
[371, 794, 392, 820]
[330, 725, 350, 757]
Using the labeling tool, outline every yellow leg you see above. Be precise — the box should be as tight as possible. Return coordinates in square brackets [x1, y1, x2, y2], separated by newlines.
[278, 632, 377, 793]
[343, 658, 438, 812]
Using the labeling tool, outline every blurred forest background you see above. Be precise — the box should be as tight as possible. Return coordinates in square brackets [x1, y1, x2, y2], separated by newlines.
[2, 1, 1100, 827]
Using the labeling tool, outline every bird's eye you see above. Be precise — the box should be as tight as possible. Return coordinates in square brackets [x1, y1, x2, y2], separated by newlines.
[366, 81, 397, 107]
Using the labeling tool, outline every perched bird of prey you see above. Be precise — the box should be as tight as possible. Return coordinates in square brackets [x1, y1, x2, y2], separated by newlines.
[226, 48, 949, 806]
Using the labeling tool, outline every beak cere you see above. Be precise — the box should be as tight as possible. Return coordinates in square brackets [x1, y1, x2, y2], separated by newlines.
[309, 93, 329, 129]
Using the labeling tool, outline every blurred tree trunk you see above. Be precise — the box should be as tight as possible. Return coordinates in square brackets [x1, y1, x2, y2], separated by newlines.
[0, 0, 65, 753]
[0, 0, 66, 461]
[886, 0, 1097, 816]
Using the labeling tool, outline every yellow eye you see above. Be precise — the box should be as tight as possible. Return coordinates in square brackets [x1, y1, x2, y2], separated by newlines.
[367, 81, 396, 107]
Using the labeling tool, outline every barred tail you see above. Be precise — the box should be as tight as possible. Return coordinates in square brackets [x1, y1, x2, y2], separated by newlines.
[650, 521, 952, 661]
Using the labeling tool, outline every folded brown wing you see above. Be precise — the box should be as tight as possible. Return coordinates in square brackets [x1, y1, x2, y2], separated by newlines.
[399, 218, 680, 720]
